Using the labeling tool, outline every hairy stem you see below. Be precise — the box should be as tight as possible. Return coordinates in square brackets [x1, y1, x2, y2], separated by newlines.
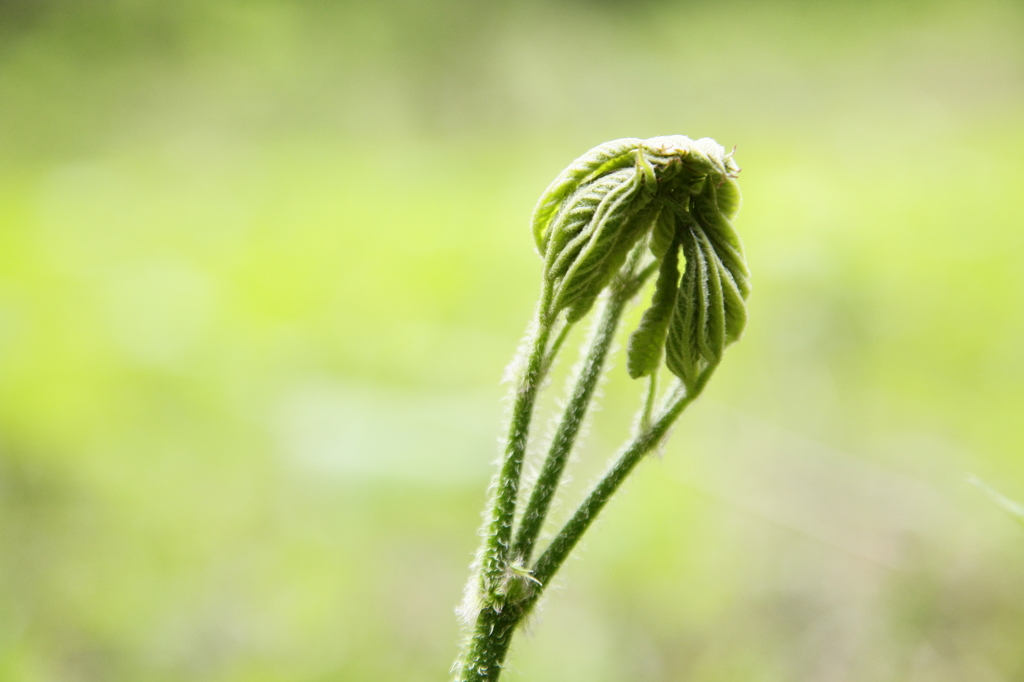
[639, 372, 658, 433]
[458, 250, 652, 681]
[510, 242, 655, 564]
[455, 282, 557, 682]
[540, 318, 574, 378]
[479, 282, 556, 595]
[512, 288, 630, 565]
[455, 603, 522, 682]
[455, 136, 747, 682]
[528, 367, 715, 595]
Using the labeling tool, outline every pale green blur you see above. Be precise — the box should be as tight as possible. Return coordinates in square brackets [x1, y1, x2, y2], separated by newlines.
[2, 1, 1024, 680]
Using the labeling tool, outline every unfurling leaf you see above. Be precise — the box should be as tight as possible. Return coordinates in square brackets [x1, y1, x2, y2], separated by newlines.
[627, 227, 681, 378]
[533, 138, 643, 254]
[648, 206, 675, 259]
[665, 229, 704, 389]
[663, 179, 750, 390]
[549, 167, 651, 321]
[716, 176, 742, 221]
[456, 136, 754, 682]
[534, 136, 750, 384]
[691, 178, 750, 344]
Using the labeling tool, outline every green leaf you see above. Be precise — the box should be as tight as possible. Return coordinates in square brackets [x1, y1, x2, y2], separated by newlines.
[550, 168, 640, 290]
[562, 200, 657, 322]
[692, 179, 751, 301]
[663, 214, 747, 389]
[627, 229, 681, 379]
[545, 169, 635, 282]
[683, 137, 739, 178]
[648, 205, 674, 258]
[532, 138, 642, 254]
[550, 168, 655, 320]
[695, 226, 726, 363]
[665, 229, 704, 390]
[719, 256, 748, 344]
[716, 177, 742, 220]
[535, 136, 748, 358]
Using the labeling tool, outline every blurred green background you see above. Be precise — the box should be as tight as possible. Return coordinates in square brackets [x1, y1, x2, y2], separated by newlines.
[2, 0, 1024, 680]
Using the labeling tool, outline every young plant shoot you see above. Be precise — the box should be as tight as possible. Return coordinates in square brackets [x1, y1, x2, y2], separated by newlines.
[453, 136, 751, 682]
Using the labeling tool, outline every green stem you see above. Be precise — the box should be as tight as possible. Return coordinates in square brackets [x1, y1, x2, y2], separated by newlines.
[512, 241, 656, 565]
[540, 318, 574, 378]
[479, 282, 556, 595]
[454, 603, 522, 682]
[458, 249, 653, 681]
[453, 281, 562, 682]
[639, 371, 658, 433]
[512, 288, 630, 565]
[527, 366, 715, 596]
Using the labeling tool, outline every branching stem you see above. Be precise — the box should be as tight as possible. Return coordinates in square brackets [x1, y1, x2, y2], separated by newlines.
[512, 285, 629, 565]
[513, 243, 652, 566]
[540, 318, 574, 378]
[455, 135, 747, 682]
[528, 366, 715, 594]
[479, 282, 556, 594]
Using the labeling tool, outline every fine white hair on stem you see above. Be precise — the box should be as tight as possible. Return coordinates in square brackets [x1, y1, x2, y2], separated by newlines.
[518, 300, 598, 489]
[500, 296, 546, 388]
[455, 136, 747, 682]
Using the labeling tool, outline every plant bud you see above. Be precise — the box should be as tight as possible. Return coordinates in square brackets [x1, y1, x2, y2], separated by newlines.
[533, 136, 750, 386]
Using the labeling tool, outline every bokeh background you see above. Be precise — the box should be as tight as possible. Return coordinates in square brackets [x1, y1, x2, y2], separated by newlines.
[2, 0, 1024, 680]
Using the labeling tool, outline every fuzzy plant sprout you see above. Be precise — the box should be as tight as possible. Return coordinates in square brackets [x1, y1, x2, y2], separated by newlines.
[452, 136, 751, 682]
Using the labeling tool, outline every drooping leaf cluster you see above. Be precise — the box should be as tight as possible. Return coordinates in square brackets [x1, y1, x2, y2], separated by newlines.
[532, 136, 750, 391]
